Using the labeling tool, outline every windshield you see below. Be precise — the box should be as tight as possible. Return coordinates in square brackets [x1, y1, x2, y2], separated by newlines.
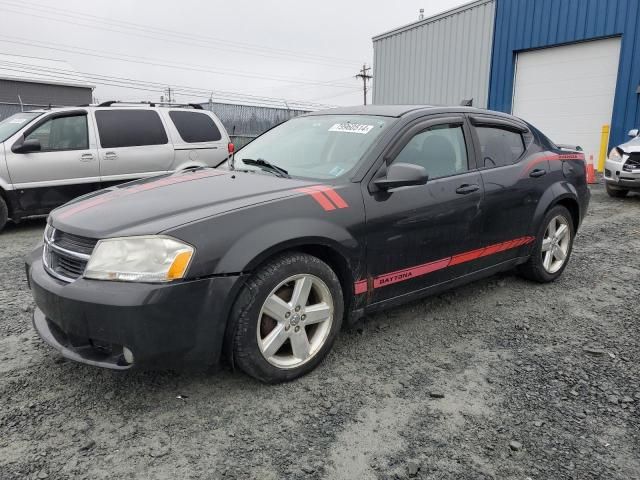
[0, 112, 43, 143]
[228, 115, 392, 180]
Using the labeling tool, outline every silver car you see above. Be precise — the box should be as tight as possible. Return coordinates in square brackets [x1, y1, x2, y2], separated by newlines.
[0, 102, 231, 232]
[604, 128, 640, 197]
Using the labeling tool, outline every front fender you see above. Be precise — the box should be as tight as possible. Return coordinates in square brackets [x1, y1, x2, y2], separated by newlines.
[215, 217, 361, 274]
[531, 180, 580, 233]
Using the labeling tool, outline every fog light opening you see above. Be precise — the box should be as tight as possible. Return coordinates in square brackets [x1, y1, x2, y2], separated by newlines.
[122, 346, 134, 365]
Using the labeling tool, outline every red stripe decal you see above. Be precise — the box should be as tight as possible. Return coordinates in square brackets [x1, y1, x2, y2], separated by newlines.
[296, 188, 336, 211]
[58, 170, 225, 219]
[521, 152, 585, 178]
[354, 280, 368, 295]
[308, 186, 349, 209]
[355, 236, 536, 294]
[373, 258, 451, 289]
[449, 247, 486, 266]
[482, 242, 507, 256]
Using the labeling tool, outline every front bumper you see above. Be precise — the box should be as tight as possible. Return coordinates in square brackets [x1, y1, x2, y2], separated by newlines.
[27, 248, 244, 369]
[604, 157, 640, 189]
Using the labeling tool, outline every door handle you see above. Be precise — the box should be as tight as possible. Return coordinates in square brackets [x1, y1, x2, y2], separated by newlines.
[80, 153, 94, 162]
[529, 168, 547, 178]
[103, 152, 117, 160]
[455, 184, 480, 195]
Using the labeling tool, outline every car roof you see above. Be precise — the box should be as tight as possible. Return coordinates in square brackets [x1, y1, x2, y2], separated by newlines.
[19, 104, 208, 114]
[305, 105, 517, 119]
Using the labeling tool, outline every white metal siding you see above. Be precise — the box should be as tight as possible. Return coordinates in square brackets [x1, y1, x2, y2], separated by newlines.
[512, 37, 622, 161]
[372, 0, 495, 107]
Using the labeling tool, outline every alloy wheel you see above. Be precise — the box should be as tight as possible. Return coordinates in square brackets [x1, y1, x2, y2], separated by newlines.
[541, 214, 571, 274]
[257, 274, 334, 369]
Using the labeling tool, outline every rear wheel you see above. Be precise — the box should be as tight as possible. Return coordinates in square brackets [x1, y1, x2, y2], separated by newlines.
[230, 253, 343, 383]
[0, 196, 8, 233]
[518, 205, 574, 283]
[605, 182, 629, 198]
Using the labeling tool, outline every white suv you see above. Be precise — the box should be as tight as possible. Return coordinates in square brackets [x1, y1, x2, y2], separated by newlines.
[604, 128, 640, 197]
[0, 102, 231, 231]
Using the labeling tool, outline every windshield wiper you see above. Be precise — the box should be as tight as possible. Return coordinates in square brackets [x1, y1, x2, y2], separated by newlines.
[241, 158, 290, 178]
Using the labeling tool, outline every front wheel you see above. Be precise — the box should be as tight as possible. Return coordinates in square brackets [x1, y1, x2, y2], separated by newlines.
[0, 196, 8, 233]
[230, 253, 344, 383]
[518, 205, 575, 283]
[605, 182, 629, 198]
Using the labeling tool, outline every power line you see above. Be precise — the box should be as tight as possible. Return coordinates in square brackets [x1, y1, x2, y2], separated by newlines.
[310, 87, 364, 102]
[0, 0, 361, 68]
[0, 59, 338, 109]
[4, 61, 338, 108]
[0, 35, 356, 90]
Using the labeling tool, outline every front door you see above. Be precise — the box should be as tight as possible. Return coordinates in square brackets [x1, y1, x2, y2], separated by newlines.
[363, 115, 484, 305]
[4, 110, 100, 214]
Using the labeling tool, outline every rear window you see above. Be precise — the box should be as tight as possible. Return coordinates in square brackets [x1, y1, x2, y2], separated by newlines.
[169, 111, 222, 143]
[95, 110, 168, 148]
[476, 126, 525, 168]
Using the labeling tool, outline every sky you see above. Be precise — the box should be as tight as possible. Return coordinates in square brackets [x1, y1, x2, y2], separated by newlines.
[0, 0, 469, 109]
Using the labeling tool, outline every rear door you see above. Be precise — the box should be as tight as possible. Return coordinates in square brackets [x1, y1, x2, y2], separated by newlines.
[4, 110, 100, 213]
[93, 109, 174, 185]
[468, 114, 542, 266]
[363, 115, 485, 305]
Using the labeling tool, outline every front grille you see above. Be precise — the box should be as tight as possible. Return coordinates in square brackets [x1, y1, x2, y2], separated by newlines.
[53, 230, 97, 255]
[623, 153, 640, 172]
[43, 226, 98, 282]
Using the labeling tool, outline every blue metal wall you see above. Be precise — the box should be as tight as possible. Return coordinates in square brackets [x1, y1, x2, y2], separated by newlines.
[488, 0, 640, 149]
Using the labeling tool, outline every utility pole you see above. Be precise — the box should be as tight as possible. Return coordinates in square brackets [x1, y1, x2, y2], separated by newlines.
[355, 64, 372, 105]
[164, 86, 173, 103]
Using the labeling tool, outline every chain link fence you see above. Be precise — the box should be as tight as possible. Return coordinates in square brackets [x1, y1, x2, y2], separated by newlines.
[201, 101, 310, 147]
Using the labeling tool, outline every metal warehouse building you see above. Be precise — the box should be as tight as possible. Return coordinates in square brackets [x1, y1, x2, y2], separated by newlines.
[373, 0, 640, 162]
[0, 54, 93, 120]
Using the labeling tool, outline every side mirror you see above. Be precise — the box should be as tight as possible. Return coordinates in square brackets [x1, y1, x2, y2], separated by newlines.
[374, 162, 429, 190]
[12, 138, 41, 153]
[629, 129, 639, 138]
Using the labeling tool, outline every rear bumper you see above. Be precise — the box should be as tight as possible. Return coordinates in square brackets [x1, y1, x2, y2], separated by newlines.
[27, 248, 245, 369]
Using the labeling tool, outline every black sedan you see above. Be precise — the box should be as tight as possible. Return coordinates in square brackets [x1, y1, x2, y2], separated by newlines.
[26, 105, 590, 383]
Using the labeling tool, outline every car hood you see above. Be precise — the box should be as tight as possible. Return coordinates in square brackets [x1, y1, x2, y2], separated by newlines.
[619, 136, 640, 153]
[50, 169, 318, 238]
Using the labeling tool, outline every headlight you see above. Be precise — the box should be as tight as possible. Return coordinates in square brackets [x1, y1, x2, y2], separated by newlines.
[608, 148, 623, 162]
[84, 236, 194, 282]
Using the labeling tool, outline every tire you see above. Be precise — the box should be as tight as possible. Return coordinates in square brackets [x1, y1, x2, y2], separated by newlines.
[518, 205, 575, 283]
[605, 182, 629, 198]
[0, 196, 8, 233]
[230, 252, 344, 383]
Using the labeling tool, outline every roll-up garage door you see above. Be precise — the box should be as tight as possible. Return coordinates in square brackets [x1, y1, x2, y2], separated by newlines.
[512, 37, 621, 160]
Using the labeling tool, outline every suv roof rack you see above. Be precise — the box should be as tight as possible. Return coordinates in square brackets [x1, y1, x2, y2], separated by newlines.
[97, 101, 203, 110]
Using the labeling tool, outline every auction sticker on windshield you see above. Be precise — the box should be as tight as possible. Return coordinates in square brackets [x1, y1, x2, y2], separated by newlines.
[329, 123, 374, 134]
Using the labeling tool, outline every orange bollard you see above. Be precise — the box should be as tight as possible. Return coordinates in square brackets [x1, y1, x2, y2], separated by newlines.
[586, 155, 597, 184]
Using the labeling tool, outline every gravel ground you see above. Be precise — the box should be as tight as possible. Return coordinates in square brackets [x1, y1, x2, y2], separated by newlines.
[1, 183, 639, 480]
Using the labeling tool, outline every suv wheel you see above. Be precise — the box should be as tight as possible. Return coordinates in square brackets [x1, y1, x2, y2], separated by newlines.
[605, 182, 629, 198]
[230, 253, 343, 383]
[518, 205, 575, 283]
[0, 196, 8, 233]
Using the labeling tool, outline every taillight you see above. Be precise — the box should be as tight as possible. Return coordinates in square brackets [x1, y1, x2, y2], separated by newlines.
[228, 142, 235, 154]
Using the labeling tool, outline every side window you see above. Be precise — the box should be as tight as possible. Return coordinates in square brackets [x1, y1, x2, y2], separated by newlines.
[95, 110, 168, 148]
[169, 111, 222, 142]
[25, 114, 88, 151]
[393, 124, 468, 179]
[476, 127, 525, 168]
